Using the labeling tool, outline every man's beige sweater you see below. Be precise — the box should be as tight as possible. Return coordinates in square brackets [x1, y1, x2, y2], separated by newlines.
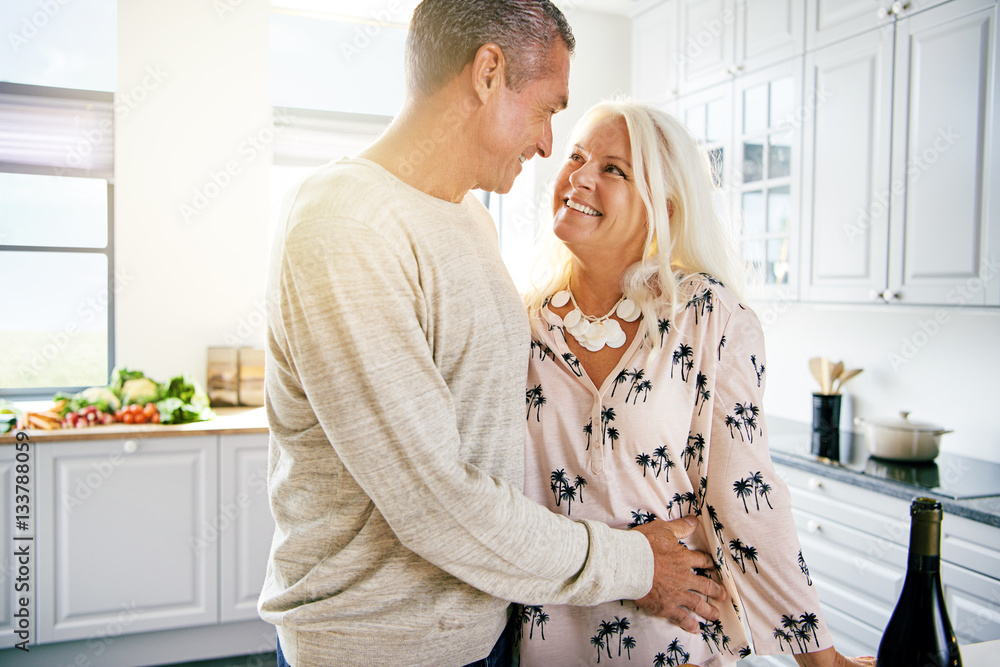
[258, 158, 653, 666]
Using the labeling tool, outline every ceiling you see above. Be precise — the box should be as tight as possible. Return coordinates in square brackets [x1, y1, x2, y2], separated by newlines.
[272, 0, 643, 26]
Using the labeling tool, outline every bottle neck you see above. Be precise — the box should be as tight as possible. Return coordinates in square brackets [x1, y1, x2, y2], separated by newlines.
[909, 510, 942, 558]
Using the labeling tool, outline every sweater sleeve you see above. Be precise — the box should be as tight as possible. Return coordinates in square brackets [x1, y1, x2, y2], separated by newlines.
[277, 218, 653, 606]
[702, 301, 835, 656]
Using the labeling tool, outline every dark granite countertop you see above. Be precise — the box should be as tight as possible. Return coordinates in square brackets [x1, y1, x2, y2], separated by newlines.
[767, 416, 1000, 529]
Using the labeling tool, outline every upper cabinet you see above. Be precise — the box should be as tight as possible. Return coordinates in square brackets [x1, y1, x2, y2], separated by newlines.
[801, 0, 999, 305]
[635, 0, 806, 103]
[805, 0, 953, 50]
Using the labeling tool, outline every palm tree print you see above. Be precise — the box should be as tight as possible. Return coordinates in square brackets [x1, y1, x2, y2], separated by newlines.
[583, 419, 593, 450]
[600, 406, 616, 441]
[632, 379, 652, 404]
[730, 402, 762, 443]
[611, 368, 629, 397]
[690, 432, 706, 467]
[663, 638, 690, 665]
[550, 469, 586, 515]
[743, 544, 760, 573]
[739, 646, 752, 658]
[658, 318, 671, 346]
[724, 414, 739, 439]
[606, 426, 620, 450]
[518, 605, 548, 641]
[728, 538, 746, 573]
[751, 354, 766, 388]
[775, 612, 820, 653]
[718, 334, 726, 361]
[635, 452, 653, 477]
[590, 634, 605, 663]
[526, 385, 545, 421]
[598, 620, 616, 660]
[672, 343, 693, 381]
[800, 612, 820, 645]
[653, 446, 674, 481]
[624, 368, 645, 403]
[562, 352, 583, 377]
[707, 504, 725, 544]
[628, 509, 656, 528]
[798, 549, 812, 585]
[621, 635, 635, 659]
[733, 477, 754, 513]
[614, 616, 630, 656]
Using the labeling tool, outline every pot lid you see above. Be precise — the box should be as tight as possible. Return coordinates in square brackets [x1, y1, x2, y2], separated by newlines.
[866, 411, 945, 432]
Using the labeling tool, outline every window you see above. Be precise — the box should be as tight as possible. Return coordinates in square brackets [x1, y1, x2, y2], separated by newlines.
[0, 0, 117, 396]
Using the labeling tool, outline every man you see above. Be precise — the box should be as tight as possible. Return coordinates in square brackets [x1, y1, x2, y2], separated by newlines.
[258, 2, 725, 665]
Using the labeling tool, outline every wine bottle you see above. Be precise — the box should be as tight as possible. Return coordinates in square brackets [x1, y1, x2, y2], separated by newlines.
[877, 497, 961, 666]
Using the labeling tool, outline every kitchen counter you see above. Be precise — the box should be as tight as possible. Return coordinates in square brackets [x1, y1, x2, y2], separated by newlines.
[767, 416, 1000, 529]
[0, 405, 268, 444]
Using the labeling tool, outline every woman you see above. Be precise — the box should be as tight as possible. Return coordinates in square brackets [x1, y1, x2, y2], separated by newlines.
[519, 100, 873, 666]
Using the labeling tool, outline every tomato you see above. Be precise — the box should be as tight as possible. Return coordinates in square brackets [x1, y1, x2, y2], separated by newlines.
[129, 404, 143, 414]
[122, 412, 134, 424]
[134, 413, 147, 424]
[143, 403, 158, 418]
[150, 412, 160, 424]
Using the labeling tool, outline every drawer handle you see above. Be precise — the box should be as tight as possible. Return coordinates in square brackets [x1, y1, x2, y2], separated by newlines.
[807, 520, 821, 533]
[808, 477, 823, 490]
[123, 439, 138, 454]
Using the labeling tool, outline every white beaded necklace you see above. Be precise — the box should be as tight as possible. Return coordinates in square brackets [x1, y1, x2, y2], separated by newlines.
[549, 288, 640, 352]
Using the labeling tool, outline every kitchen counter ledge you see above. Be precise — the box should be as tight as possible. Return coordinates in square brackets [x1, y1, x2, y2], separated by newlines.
[0, 405, 268, 444]
[768, 416, 1000, 529]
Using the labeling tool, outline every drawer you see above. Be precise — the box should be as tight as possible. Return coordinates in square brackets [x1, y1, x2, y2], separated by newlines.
[793, 508, 905, 628]
[942, 513, 1000, 580]
[941, 562, 1000, 645]
[777, 465, 913, 549]
[821, 603, 884, 657]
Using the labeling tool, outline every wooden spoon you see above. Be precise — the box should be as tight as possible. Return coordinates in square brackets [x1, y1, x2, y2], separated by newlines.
[835, 368, 863, 394]
[820, 357, 832, 395]
[809, 357, 826, 394]
[831, 361, 844, 386]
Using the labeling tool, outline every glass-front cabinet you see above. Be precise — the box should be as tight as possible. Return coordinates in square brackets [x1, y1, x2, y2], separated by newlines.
[734, 63, 800, 298]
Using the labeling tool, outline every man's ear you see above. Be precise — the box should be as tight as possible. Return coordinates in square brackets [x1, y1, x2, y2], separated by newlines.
[471, 43, 505, 104]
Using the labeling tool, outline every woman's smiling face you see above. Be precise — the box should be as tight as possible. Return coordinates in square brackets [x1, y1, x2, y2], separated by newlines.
[551, 115, 648, 265]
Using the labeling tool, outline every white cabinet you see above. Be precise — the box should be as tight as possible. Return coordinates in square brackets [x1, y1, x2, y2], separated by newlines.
[219, 433, 273, 622]
[887, 0, 1000, 305]
[678, 0, 737, 94]
[633, 0, 806, 103]
[800, 27, 895, 302]
[800, 0, 1000, 305]
[804, 0, 897, 50]
[776, 464, 1000, 654]
[737, 0, 805, 75]
[633, 1, 680, 104]
[36, 436, 219, 642]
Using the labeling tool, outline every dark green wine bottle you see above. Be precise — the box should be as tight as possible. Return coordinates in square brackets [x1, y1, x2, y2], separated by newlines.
[877, 498, 961, 666]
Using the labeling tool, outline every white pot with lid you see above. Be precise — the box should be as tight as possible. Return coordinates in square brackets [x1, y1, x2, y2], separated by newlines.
[855, 411, 953, 462]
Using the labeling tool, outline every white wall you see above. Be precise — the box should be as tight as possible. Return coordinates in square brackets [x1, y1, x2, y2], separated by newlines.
[116, 0, 271, 382]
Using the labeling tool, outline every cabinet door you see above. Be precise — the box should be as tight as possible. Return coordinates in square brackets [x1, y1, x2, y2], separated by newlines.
[633, 1, 680, 104]
[36, 436, 218, 643]
[219, 433, 273, 622]
[805, 0, 895, 50]
[733, 59, 802, 300]
[800, 26, 894, 303]
[678, 0, 737, 95]
[888, 0, 1000, 305]
[736, 0, 805, 74]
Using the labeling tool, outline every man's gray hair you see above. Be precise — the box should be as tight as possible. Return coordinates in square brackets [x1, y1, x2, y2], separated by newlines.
[406, 0, 575, 96]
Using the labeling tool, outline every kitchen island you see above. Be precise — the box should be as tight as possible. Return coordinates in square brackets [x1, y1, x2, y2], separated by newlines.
[0, 407, 275, 666]
[762, 417, 1000, 662]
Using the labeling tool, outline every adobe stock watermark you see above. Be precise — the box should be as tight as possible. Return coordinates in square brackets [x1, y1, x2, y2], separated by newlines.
[7, 0, 72, 53]
[61, 444, 137, 511]
[55, 65, 168, 175]
[15, 267, 135, 385]
[179, 110, 292, 225]
[886, 257, 1000, 371]
[340, 0, 410, 63]
[846, 127, 959, 244]
[675, 2, 742, 67]
[65, 601, 142, 667]
[189, 468, 268, 553]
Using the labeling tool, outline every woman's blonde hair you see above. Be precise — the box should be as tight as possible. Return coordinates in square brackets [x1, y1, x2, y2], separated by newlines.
[524, 98, 746, 345]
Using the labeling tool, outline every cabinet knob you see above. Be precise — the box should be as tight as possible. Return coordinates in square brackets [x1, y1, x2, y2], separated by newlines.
[807, 519, 822, 533]
[123, 439, 138, 454]
[727, 64, 743, 76]
[880, 289, 901, 302]
[877, 6, 889, 18]
[807, 477, 822, 491]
